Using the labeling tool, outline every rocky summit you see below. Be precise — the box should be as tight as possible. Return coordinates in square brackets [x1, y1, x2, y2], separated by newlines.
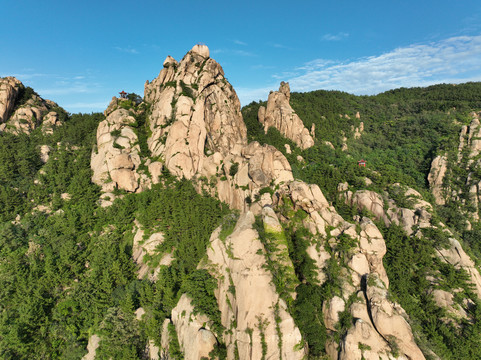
[0, 76, 63, 135]
[2, 45, 481, 360]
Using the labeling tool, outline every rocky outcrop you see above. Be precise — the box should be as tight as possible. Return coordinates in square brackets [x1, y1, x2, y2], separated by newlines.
[144, 44, 247, 180]
[170, 294, 218, 359]
[340, 292, 394, 360]
[340, 187, 389, 225]
[436, 237, 481, 298]
[93, 45, 295, 211]
[90, 101, 162, 202]
[132, 221, 172, 280]
[41, 111, 63, 135]
[258, 82, 314, 150]
[365, 274, 425, 360]
[205, 211, 305, 360]
[0, 77, 63, 134]
[272, 181, 423, 359]
[428, 154, 448, 205]
[431, 289, 468, 320]
[339, 274, 428, 360]
[39, 145, 51, 163]
[91, 107, 143, 194]
[81, 334, 100, 360]
[141, 45, 295, 212]
[352, 121, 364, 139]
[198, 140, 294, 212]
[91, 45, 426, 359]
[339, 176, 481, 339]
[428, 112, 481, 220]
[0, 77, 21, 123]
[340, 183, 433, 235]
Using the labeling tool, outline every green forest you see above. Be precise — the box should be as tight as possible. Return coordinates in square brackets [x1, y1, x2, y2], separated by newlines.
[1, 81, 481, 359]
[242, 82, 481, 359]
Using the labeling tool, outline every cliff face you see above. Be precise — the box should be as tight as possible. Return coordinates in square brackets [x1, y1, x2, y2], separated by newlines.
[4, 47, 481, 360]
[258, 81, 315, 150]
[428, 111, 481, 226]
[144, 44, 247, 179]
[92, 45, 294, 212]
[0, 76, 63, 134]
[88, 45, 432, 360]
[0, 77, 21, 123]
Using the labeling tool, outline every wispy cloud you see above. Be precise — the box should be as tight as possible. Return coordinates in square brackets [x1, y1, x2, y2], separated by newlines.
[1, 72, 49, 80]
[296, 59, 336, 71]
[251, 64, 275, 70]
[233, 39, 247, 46]
[114, 46, 139, 54]
[287, 35, 481, 95]
[212, 48, 256, 57]
[36, 75, 103, 97]
[272, 71, 300, 80]
[64, 101, 109, 111]
[37, 85, 92, 96]
[236, 85, 276, 106]
[322, 32, 349, 41]
[233, 49, 256, 57]
[237, 35, 481, 105]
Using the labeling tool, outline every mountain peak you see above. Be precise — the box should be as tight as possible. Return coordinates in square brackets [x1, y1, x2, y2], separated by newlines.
[190, 43, 210, 58]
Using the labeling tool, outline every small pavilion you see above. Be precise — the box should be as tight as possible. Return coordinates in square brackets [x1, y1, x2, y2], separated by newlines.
[119, 91, 127, 99]
[358, 159, 366, 167]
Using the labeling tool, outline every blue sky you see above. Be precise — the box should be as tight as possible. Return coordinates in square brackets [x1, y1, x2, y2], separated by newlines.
[2, 0, 481, 113]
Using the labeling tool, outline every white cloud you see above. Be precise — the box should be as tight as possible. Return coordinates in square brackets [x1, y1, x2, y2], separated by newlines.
[272, 71, 300, 80]
[233, 39, 247, 46]
[233, 49, 256, 57]
[322, 32, 349, 41]
[287, 35, 481, 95]
[114, 46, 139, 54]
[269, 43, 291, 50]
[37, 76, 102, 96]
[251, 64, 275, 70]
[37, 85, 91, 96]
[1, 72, 49, 80]
[64, 101, 109, 111]
[212, 48, 256, 57]
[236, 85, 276, 106]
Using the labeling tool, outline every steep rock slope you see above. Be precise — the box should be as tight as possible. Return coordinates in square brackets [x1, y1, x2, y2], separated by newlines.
[90, 99, 163, 204]
[428, 111, 481, 224]
[0, 76, 21, 123]
[205, 211, 304, 360]
[96, 45, 424, 359]
[2, 64, 481, 360]
[0, 76, 63, 134]
[258, 81, 315, 150]
[93, 45, 293, 212]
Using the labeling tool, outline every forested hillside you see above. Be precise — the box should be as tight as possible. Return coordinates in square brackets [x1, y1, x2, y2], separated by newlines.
[242, 82, 481, 359]
[1, 47, 481, 360]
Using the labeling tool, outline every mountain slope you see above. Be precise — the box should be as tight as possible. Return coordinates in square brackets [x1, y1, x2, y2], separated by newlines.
[1, 48, 481, 360]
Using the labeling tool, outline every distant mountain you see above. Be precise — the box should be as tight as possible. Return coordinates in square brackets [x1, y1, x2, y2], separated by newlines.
[1, 46, 481, 360]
